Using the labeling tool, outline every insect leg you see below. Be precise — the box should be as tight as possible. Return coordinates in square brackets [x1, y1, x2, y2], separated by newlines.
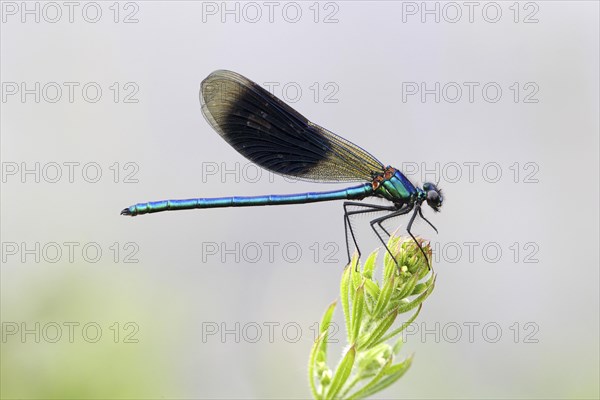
[418, 208, 438, 234]
[408, 205, 433, 271]
[368, 205, 414, 266]
[343, 202, 396, 268]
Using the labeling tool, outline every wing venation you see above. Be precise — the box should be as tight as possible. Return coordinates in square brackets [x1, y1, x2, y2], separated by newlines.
[200, 70, 384, 182]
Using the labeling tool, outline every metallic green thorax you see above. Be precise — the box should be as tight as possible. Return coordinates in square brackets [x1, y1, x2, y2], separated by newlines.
[373, 169, 421, 205]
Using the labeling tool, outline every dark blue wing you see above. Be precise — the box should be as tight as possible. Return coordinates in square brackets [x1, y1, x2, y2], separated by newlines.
[200, 70, 384, 183]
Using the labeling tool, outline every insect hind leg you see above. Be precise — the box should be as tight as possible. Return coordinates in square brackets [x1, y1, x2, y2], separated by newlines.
[368, 205, 414, 266]
[343, 202, 396, 269]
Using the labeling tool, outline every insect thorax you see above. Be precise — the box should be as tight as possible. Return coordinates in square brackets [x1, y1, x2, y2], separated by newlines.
[372, 167, 417, 204]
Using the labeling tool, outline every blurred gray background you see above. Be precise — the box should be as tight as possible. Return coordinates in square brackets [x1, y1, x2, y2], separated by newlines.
[1, 1, 598, 398]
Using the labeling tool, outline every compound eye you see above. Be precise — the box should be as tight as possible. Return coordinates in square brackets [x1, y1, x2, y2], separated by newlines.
[426, 190, 442, 211]
[423, 182, 438, 192]
[427, 191, 439, 203]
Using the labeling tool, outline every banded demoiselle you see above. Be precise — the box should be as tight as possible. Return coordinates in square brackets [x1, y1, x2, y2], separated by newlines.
[121, 70, 444, 266]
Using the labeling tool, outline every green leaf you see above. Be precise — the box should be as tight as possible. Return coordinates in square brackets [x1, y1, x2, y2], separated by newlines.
[319, 301, 337, 359]
[346, 357, 393, 400]
[363, 279, 380, 305]
[395, 269, 420, 300]
[382, 249, 392, 273]
[392, 337, 403, 355]
[340, 264, 352, 343]
[351, 284, 365, 344]
[362, 250, 378, 279]
[351, 259, 362, 292]
[383, 235, 402, 279]
[410, 266, 435, 295]
[373, 304, 422, 347]
[354, 343, 392, 381]
[385, 355, 413, 375]
[396, 281, 435, 314]
[360, 308, 398, 350]
[320, 301, 337, 334]
[411, 282, 428, 295]
[373, 273, 395, 318]
[325, 346, 356, 400]
[350, 355, 413, 399]
[308, 334, 325, 400]
[309, 301, 339, 400]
